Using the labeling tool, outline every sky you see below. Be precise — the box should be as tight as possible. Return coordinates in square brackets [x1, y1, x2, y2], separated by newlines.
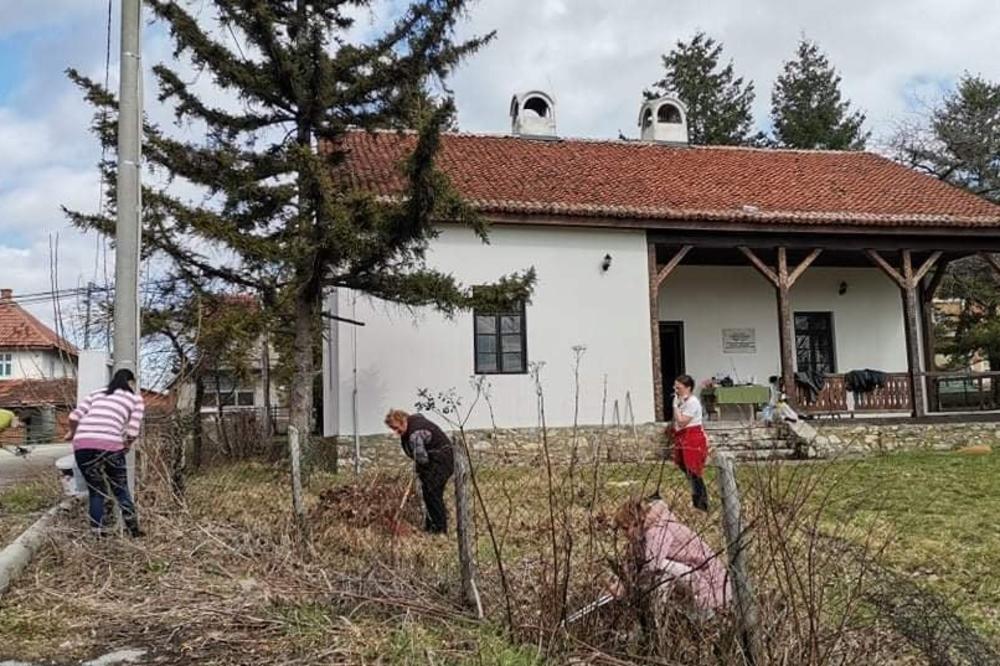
[1, 0, 998, 336]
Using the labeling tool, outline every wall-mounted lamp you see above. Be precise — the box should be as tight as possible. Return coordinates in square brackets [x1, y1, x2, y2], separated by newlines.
[601, 254, 613, 272]
[838, 281, 848, 295]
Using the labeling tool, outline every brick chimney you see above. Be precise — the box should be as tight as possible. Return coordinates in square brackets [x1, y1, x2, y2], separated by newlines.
[0, 288, 11, 302]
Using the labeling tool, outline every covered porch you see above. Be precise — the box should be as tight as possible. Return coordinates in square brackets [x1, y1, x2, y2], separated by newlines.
[647, 226, 1000, 421]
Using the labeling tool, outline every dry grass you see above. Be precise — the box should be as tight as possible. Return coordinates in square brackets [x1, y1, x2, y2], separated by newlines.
[0, 460, 538, 665]
[3, 442, 994, 665]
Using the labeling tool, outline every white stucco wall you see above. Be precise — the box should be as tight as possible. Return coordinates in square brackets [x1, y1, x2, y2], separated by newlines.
[335, 225, 655, 436]
[657, 266, 908, 384]
[0, 349, 75, 380]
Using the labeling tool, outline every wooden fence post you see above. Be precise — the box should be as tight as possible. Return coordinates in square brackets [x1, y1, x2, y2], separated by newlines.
[288, 426, 307, 536]
[453, 437, 484, 618]
[715, 453, 763, 666]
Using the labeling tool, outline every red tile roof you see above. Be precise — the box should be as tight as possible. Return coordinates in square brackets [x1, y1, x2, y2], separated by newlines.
[0, 378, 76, 409]
[0, 291, 78, 355]
[335, 131, 1000, 229]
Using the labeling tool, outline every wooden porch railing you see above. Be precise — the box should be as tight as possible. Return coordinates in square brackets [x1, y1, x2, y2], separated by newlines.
[796, 373, 912, 414]
[927, 371, 1000, 412]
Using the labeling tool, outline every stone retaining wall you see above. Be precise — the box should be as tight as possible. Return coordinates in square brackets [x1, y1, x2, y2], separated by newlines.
[795, 420, 1000, 457]
[336, 419, 998, 469]
[336, 423, 667, 469]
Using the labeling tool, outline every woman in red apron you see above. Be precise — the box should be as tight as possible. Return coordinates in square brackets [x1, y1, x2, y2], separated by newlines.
[670, 374, 710, 511]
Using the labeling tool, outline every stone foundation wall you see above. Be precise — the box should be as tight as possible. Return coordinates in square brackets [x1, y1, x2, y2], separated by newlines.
[336, 420, 999, 469]
[798, 421, 1000, 457]
[336, 423, 667, 470]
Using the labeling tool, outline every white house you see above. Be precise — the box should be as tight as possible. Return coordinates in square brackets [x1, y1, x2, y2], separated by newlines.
[0, 288, 79, 445]
[172, 294, 287, 434]
[322, 93, 1000, 438]
[0, 288, 77, 381]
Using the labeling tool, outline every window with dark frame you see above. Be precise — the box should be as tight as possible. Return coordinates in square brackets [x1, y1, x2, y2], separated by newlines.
[474, 302, 527, 374]
[794, 312, 836, 375]
[203, 370, 256, 408]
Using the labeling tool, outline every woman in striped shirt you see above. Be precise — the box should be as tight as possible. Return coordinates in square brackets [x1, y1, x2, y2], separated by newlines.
[67, 369, 145, 536]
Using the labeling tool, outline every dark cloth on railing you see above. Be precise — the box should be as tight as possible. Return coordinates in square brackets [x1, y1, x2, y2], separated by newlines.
[845, 369, 889, 398]
[795, 371, 827, 404]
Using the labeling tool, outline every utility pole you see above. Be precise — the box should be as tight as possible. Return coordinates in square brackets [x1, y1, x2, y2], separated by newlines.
[114, 0, 143, 492]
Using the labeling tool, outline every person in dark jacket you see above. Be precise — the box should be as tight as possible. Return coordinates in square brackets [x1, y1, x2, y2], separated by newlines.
[385, 409, 455, 534]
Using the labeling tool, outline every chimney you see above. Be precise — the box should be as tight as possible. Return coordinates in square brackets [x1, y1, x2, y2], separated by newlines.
[0, 288, 11, 302]
[638, 95, 689, 144]
[510, 91, 557, 138]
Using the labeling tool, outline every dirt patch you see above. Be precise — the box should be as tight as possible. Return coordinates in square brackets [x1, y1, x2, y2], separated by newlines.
[311, 473, 423, 537]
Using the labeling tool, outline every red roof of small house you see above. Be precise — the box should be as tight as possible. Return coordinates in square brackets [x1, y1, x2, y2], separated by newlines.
[0, 378, 76, 409]
[142, 389, 176, 414]
[334, 130, 1000, 229]
[0, 289, 78, 356]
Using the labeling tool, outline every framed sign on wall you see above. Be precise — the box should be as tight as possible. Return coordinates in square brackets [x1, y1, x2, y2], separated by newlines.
[722, 328, 756, 354]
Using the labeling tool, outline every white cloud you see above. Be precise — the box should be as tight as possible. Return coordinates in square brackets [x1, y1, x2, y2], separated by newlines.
[445, 0, 1000, 144]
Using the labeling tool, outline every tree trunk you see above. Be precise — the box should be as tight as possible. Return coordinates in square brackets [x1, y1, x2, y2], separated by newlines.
[289, 291, 315, 472]
[261, 331, 273, 452]
[214, 372, 231, 457]
[191, 374, 205, 470]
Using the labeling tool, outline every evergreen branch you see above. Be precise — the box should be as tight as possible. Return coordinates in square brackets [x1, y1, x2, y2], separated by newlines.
[153, 64, 293, 133]
[147, 0, 296, 114]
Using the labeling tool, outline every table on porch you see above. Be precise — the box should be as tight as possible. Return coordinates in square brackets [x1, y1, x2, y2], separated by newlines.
[701, 385, 771, 422]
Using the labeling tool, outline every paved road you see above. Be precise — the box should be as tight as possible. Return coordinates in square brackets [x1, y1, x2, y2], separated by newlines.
[0, 444, 72, 491]
[0, 647, 147, 666]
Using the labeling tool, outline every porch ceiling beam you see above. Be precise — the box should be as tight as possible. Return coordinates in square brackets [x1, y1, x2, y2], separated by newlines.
[655, 244, 693, 287]
[738, 246, 780, 286]
[787, 248, 823, 287]
[866, 250, 906, 288]
[645, 230, 995, 254]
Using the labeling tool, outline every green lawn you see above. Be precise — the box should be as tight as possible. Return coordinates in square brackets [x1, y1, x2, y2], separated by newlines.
[815, 450, 1000, 641]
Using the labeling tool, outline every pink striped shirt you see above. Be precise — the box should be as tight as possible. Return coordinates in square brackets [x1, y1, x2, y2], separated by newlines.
[70, 389, 145, 451]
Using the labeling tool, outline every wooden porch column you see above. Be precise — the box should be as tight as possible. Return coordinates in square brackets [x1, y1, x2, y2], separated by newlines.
[739, 247, 822, 409]
[867, 250, 942, 418]
[920, 260, 950, 411]
[648, 243, 693, 421]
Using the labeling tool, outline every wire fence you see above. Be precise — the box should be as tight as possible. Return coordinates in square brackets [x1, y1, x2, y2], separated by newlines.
[4, 368, 996, 663]
[113, 395, 944, 665]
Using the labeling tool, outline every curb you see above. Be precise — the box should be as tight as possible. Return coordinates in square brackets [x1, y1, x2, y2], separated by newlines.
[0, 496, 80, 596]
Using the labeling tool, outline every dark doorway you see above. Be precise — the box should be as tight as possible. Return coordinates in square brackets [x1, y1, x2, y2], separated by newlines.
[659, 321, 685, 420]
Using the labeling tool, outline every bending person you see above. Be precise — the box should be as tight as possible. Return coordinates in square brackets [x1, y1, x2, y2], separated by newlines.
[385, 409, 455, 534]
[67, 369, 145, 537]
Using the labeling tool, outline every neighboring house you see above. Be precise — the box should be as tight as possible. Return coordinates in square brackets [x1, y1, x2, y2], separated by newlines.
[322, 92, 1000, 435]
[174, 295, 285, 424]
[0, 288, 77, 380]
[0, 288, 79, 445]
[930, 299, 990, 372]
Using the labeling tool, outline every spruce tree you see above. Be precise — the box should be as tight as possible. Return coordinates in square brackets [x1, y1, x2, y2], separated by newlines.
[896, 75, 1000, 385]
[770, 39, 869, 150]
[64, 1, 535, 449]
[648, 31, 756, 145]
